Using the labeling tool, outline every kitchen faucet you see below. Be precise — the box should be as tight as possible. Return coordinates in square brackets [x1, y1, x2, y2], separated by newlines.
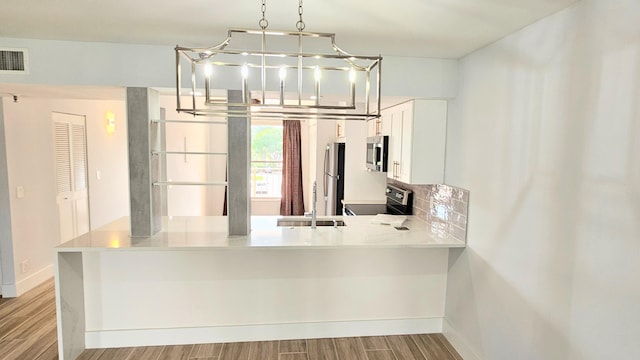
[305, 181, 317, 228]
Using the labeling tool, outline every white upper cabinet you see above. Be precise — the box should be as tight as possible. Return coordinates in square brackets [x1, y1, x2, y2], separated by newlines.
[386, 99, 447, 184]
[367, 115, 390, 137]
[336, 119, 345, 139]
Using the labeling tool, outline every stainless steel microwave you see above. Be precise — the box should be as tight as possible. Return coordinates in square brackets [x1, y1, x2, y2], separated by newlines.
[366, 135, 389, 172]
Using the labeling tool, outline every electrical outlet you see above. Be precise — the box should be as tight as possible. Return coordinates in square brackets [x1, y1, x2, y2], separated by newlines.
[21, 259, 30, 274]
[16, 186, 25, 199]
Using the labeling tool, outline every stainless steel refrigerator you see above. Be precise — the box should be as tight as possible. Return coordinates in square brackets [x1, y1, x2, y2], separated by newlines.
[323, 142, 345, 215]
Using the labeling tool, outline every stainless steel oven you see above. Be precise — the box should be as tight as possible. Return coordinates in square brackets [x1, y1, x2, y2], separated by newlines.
[385, 184, 412, 215]
[343, 184, 412, 216]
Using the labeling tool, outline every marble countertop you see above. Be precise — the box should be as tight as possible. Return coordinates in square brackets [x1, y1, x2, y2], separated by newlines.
[56, 215, 465, 251]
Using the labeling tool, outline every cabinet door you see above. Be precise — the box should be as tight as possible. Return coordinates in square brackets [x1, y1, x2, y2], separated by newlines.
[336, 119, 345, 139]
[367, 118, 386, 136]
[409, 99, 447, 184]
[379, 115, 391, 135]
[387, 109, 402, 179]
[367, 119, 376, 137]
[397, 102, 414, 183]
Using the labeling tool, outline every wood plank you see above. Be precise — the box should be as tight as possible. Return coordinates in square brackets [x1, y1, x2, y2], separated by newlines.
[307, 338, 338, 360]
[219, 342, 251, 360]
[411, 334, 456, 360]
[432, 334, 463, 360]
[0, 316, 29, 340]
[0, 339, 26, 357]
[333, 337, 367, 360]
[360, 336, 390, 351]
[385, 335, 426, 360]
[0, 280, 55, 319]
[249, 341, 278, 359]
[191, 343, 223, 358]
[158, 344, 194, 360]
[3, 326, 58, 360]
[10, 288, 56, 317]
[35, 341, 59, 360]
[76, 349, 106, 360]
[127, 346, 165, 360]
[280, 354, 309, 360]
[98, 347, 135, 359]
[365, 350, 397, 360]
[280, 339, 307, 353]
[3, 301, 56, 340]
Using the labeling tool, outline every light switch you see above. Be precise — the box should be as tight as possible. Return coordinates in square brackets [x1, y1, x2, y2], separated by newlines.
[96, 170, 101, 180]
[16, 186, 25, 199]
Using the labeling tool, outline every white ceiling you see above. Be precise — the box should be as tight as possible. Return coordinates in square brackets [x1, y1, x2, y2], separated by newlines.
[0, 0, 577, 100]
[2, 0, 577, 58]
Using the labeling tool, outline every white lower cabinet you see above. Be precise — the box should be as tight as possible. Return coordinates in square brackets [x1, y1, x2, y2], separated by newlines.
[386, 99, 447, 184]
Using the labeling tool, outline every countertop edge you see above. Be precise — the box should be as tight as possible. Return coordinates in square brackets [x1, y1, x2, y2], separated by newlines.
[55, 216, 467, 251]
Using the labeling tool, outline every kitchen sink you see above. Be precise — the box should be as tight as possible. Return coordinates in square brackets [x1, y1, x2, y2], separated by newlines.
[277, 219, 346, 227]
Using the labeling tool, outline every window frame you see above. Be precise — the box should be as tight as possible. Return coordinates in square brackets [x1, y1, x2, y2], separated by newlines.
[250, 120, 283, 199]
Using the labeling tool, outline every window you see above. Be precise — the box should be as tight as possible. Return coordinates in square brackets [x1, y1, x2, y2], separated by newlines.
[251, 124, 283, 197]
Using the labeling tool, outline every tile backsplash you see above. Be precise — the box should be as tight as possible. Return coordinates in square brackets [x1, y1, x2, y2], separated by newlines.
[387, 179, 469, 243]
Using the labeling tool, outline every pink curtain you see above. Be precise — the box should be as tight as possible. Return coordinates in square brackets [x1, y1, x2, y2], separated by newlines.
[280, 120, 305, 215]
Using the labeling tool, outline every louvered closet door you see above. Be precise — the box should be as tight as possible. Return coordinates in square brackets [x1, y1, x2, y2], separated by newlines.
[53, 112, 90, 243]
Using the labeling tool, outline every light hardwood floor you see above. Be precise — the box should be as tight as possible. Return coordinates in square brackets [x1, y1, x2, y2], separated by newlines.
[0, 279, 462, 360]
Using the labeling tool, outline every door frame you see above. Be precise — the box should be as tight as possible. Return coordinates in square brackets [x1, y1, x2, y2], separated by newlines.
[51, 111, 91, 243]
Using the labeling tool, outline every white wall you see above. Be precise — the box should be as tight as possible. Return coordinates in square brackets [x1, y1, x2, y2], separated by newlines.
[0, 37, 457, 99]
[1, 96, 129, 295]
[0, 100, 17, 295]
[158, 95, 227, 216]
[343, 120, 388, 203]
[444, 1, 640, 359]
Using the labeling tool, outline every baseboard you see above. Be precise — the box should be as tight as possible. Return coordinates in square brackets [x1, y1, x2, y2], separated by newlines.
[15, 264, 54, 297]
[0, 283, 17, 297]
[443, 319, 482, 360]
[86, 317, 444, 349]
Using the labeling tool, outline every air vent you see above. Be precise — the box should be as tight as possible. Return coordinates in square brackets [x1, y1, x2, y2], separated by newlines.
[0, 48, 29, 74]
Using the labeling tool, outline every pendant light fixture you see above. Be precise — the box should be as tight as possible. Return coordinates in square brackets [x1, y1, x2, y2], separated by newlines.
[174, 0, 382, 120]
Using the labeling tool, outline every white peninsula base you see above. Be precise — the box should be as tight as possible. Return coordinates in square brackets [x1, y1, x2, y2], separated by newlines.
[55, 216, 464, 360]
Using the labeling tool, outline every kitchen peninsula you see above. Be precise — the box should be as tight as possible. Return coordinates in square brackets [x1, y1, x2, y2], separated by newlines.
[55, 215, 464, 360]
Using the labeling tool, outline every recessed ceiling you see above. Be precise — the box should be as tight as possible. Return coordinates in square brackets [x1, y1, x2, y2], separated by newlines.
[0, 0, 578, 58]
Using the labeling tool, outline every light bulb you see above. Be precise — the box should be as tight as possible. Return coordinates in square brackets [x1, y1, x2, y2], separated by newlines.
[279, 66, 287, 81]
[349, 68, 356, 83]
[241, 63, 249, 79]
[314, 66, 322, 81]
[204, 63, 213, 78]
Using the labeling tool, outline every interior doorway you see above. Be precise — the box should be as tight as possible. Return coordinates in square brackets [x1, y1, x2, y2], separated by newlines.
[52, 112, 90, 244]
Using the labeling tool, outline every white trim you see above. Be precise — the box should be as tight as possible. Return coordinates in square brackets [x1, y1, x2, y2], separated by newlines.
[443, 319, 482, 360]
[15, 264, 54, 296]
[85, 317, 443, 349]
[0, 283, 17, 297]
